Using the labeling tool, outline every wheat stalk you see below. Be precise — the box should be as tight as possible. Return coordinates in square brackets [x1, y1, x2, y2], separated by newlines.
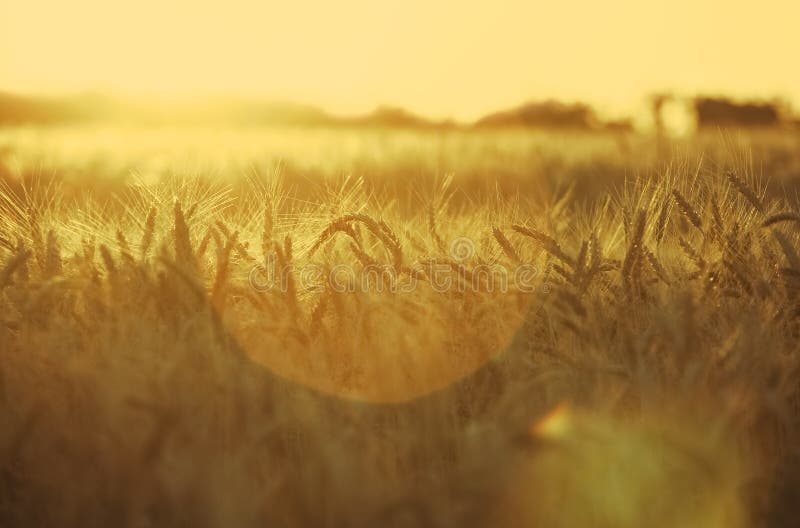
[44, 230, 62, 278]
[492, 227, 521, 264]
[574, 240, 589, 284]
[99, 244, 117, 276]
[643, 246, 668, 284]
[140, 206, 157, 260]
[589, 231, 602, 272]
[709, 195, 725, 237]
[511, 224, 575, 267]
[185, 201, 199, 221]
[14, 240, 30, 282]
[116, 230, 137, 268]
[283, 234, 293, 262]
[27, 206, 45, 273]
[672, 190, 702, 231]
[428, 204, 447, 253]
[212, 229, 238, 306]
[81, 237, 95, 263]
[310, 213, 402, 272]
[195, 228, 213, 261]
[622, 205, 632, 239]
[215, 221, 255, 262]
[173, 200, 195, 272]
[762, 212, 800, 228]
[116, 230, 132, 256]
[678, 236, 706, 271]
[349, 241, 380, 268]
[654, 197, 670, 245]
[722, 258, 753, 295]
[773, 231, 800, 270]
[726, 171, 765, 213]
[273, 236, 299, 319]
[307, 216, 363, 258]
[622, 209, 646, 293]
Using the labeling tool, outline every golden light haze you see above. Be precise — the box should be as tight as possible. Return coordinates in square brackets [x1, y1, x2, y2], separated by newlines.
[1, 0, 798, 120]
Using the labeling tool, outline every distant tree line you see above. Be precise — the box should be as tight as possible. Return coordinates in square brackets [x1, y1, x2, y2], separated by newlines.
[482, 97, 797, 132]
[0, 91, 798, 131]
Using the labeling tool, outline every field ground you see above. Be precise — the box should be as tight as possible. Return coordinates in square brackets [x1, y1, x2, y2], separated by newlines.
[1, 126, 800, 527]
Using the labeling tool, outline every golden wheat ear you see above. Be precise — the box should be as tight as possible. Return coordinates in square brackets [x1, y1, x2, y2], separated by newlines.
[762, 212, 800, 228]
[726, 171, 765, 213]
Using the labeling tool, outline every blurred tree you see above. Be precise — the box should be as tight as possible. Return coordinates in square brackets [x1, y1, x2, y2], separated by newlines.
[693, 97, 781, 128]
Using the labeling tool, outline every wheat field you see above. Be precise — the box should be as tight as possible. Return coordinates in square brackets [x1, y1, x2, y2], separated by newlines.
[1, 126, 800, 527]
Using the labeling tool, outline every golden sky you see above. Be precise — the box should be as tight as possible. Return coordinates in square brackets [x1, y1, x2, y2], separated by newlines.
[1, 0, 798, 120]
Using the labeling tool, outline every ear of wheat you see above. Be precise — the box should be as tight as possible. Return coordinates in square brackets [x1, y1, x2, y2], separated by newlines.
[672, 190, 702, 231]
[173, 200, 196, 272]
[273, 236, 299, 319]
[622, 209, 646, 294]
[307, 218, 362, 258]
[215, 220, 255, 262]
[99, 244, 117, 276]
[654, 196, 670, 245]
[212, 229, 238, 306]
[511, 224, 575, 268]
[195, 228, 213, 261]
[428, 203, 447, 254]
[492, 227, 521, 264]
[310, 213, 403, 272]
[44, 230, 62, 278]
[678, 236, 706, 271]
[762, 212, 800, 228]
[773, 231, 800, 270]
[140, 206, 157, 260]
[726, 171, 765, 213]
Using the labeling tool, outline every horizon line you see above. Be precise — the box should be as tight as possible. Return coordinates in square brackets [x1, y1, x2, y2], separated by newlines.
[1, 89, 798, 132]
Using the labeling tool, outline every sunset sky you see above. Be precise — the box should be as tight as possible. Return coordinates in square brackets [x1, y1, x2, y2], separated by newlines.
[1, 0, 798, 120]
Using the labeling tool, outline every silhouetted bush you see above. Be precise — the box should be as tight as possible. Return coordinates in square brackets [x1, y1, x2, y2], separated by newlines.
[343, 106, 454, 129]
[694, 97, 781, 128]
[475, 101, 597, 129]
